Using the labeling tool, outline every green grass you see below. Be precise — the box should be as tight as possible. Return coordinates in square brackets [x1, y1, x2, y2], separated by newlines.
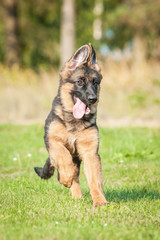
[0, 125, 160, 240]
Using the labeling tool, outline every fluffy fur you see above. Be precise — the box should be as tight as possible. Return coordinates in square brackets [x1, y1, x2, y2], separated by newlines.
[34, 43, 109, 206]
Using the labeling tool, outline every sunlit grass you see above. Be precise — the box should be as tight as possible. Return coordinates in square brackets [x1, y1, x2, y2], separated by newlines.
[0, 125, 160, 240]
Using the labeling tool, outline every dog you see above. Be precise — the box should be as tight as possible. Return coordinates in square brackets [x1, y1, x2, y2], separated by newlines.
[34, 43, 109, 206]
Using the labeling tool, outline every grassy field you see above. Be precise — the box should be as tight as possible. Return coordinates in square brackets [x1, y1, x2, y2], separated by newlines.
[0, 124, 160, 240]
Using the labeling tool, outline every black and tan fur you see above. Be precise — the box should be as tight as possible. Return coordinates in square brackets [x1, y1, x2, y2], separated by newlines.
[34, 43, 109, 206]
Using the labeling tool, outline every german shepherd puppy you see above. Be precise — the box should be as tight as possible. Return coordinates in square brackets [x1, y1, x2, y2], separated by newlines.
[34, 43, 109, 206]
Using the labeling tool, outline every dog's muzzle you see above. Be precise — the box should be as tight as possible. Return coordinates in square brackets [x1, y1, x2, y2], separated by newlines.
[88, 94, 97, 104]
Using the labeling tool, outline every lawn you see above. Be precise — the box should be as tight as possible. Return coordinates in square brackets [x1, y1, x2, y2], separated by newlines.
[0, 124, 160, 240]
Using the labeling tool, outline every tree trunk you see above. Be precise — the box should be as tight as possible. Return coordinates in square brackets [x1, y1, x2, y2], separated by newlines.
[60, 0, 75, 66]
[3, 0, 20, 67]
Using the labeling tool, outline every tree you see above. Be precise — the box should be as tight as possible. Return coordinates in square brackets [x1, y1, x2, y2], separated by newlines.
[102, 0, 160, 58]
[3, 0, 20, 67]
[60, 0, 75, 65]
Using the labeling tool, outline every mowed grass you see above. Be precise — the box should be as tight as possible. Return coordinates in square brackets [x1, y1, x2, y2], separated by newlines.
[0, 125, 160, 240]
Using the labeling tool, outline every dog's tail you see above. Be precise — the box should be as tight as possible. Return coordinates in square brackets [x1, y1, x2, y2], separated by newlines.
[34, 157, 55, 179]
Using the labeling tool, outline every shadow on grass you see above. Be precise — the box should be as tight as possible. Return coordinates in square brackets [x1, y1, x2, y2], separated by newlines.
[104, 187, 160, 203]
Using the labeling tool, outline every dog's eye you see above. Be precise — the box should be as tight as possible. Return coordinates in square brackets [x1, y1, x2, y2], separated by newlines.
[77, 77, 85, 86]
[93, 78, 99, 85]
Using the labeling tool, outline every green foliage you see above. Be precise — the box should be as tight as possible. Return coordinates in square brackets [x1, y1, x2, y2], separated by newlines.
[0, 0, 160, 68]
[0, 5, 6, 63]
[19, 0, 61, 68]
[102, 0, 160, 52]
[76, 0, 95, 48]
[0, 125, 160, 240]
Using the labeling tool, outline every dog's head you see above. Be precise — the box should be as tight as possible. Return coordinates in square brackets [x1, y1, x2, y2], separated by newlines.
[60, 43, 102, 120]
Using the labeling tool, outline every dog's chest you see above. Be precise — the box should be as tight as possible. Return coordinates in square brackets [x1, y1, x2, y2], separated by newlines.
[65, 133, 77, 155]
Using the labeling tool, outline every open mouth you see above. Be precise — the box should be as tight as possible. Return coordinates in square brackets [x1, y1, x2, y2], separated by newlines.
[73, 96, 90, 119]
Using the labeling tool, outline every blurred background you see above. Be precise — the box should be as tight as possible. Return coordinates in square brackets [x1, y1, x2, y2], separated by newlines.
[0, 0, 160, 126]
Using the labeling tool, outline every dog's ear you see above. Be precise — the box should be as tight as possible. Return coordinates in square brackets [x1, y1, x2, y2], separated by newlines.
[90, 44, 96, 65]
[62, 45, 89, 71]
[60, 45, 90, 79]
[60, 44, 101, 79]
[69, 45, 89, 70]
[88, 43, 101, 72]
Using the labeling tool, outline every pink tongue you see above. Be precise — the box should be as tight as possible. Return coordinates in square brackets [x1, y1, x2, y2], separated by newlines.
[73, 98, 86, 119]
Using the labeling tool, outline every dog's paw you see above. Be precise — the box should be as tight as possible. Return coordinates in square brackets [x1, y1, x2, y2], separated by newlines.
[60, 180, 72, 188]
[58, 175, 73, 188]
[92, 198, 110, 207]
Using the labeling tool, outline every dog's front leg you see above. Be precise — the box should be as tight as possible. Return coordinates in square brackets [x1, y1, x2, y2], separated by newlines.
[77, 127, 109, 206]
[49, 140, 77, 188]
[83, 153, 108, 206]
[70, 156, 83, 199]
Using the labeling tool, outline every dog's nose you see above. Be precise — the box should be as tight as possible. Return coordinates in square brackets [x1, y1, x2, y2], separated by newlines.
[88, 94, 97, 104]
